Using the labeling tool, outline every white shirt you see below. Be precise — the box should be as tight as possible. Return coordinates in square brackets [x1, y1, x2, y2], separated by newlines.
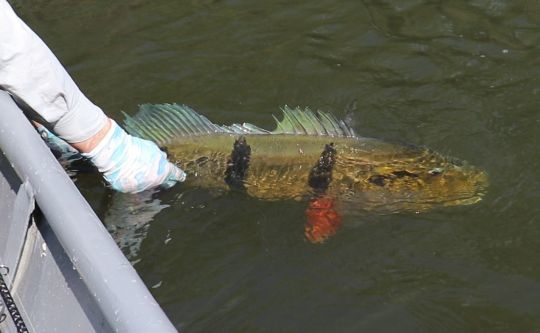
[0, 0, 106, 142]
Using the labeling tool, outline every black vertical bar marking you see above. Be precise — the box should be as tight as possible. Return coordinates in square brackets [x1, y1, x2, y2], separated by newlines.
[308, 143, 337, 193]
[224, 136, 251, 189]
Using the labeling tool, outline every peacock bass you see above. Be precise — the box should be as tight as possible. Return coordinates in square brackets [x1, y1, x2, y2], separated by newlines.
[123, 104, 488, 242]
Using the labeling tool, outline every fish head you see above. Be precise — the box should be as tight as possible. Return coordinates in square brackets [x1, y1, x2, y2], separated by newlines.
[405, 154, 489, 207]
[340, 143, 489, 212]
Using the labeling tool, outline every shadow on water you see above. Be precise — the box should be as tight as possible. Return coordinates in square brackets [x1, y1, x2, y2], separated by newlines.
[14, 0, 540, 331]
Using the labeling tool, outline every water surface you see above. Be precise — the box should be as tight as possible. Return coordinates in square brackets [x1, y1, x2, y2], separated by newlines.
[13, 0, 540, 331]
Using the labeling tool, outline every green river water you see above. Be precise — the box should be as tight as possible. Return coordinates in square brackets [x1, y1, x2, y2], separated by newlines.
[12, 0, 540, 331]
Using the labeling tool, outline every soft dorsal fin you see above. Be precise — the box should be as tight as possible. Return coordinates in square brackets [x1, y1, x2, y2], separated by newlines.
[272, 106, 356, 137]
[123, 104, 356, 145]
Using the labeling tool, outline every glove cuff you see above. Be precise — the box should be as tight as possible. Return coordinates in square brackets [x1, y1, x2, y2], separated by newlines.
[81, 120, 126, 174]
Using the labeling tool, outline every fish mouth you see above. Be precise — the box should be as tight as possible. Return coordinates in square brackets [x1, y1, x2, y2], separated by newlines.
[426, 167, 489, 208]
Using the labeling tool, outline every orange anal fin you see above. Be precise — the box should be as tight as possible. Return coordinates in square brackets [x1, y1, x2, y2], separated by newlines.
[304, 196, 342, 244]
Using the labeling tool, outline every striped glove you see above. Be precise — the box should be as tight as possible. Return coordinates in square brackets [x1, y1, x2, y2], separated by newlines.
[81, 120, 186, 193]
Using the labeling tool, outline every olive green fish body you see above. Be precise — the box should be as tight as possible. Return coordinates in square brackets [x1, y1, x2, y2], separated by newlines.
[167, 134, 357, 199]
[124, 104, 488, 213]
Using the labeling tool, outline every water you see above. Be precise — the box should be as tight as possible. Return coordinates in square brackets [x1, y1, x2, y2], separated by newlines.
[12, 0, 540, 331]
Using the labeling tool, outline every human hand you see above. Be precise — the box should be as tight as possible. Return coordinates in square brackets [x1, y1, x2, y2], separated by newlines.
[82, 120, 186, 193]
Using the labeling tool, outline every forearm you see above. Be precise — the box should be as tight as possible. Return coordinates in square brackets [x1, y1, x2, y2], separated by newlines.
[71, 118, 112, 153]
[0, 0, 106, 143]
[1, 1, 186, 192]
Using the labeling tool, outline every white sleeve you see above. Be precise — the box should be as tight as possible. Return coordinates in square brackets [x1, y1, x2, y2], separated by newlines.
[0, 0, 107, 143]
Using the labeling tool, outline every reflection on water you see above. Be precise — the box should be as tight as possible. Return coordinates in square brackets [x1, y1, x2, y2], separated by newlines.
[14, 0, 540, 331]
[103, 190, 169, 262]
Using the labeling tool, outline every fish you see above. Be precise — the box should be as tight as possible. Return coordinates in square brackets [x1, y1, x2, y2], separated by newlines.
[123, 104, 488, 242]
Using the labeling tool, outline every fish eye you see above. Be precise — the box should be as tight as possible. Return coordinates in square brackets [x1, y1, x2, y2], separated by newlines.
[428, 167, 443, 176]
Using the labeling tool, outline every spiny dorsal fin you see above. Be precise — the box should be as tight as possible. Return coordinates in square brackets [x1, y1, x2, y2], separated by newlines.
[123, 103, 269, 145]
[123, 104, 225, 145]
[271, 106, 356, 137]
[123, 104, 356, 145]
